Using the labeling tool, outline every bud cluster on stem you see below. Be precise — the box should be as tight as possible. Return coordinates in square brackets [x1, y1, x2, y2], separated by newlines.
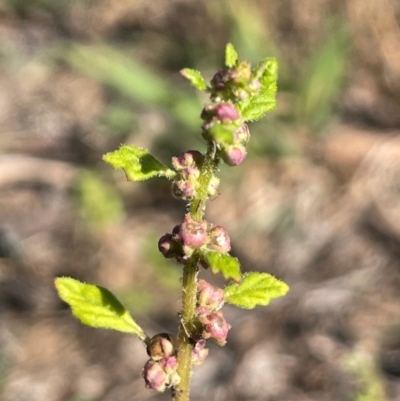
[55, 44, 285, 401]
[142, 334, 180, 392]
[158, 215, 231, 261]
[153, 46, 273, 401]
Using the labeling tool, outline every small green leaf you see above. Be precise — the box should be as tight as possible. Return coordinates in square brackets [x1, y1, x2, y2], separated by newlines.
[240, 57, 278, 122]
[103, 145, 175, 181]
[225, 43, 238, 68]
[54, 277, 147, 340]
[203, 251, 241, 281]
[209, 124, 235, 145]
[180, 68, 207, 91]
[224, 272, 289, 309]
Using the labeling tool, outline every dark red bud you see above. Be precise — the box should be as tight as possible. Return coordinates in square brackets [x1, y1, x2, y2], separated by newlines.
[158, 234, 182, 259]
[200, 104, 215, 121]
[210, 70, 230, 90]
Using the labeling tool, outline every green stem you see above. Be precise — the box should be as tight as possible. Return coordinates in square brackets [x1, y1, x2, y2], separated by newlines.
[189, 145, 218, 219]
[173, 145, 218, 401]
[173, 256, 198, 401]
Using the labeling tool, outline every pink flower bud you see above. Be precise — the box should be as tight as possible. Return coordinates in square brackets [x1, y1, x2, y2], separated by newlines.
[161, 357, 181, 388]
[208, 225, 231, 253]
[221, 144, 247, 166]
[160, 356, 178, 373]
[142, 356, 181, 392]
[146, 333, 177, 361]
[142, 360, 168, 392]
[191, 338, 209, 365]
[178, 215, 208, 248]
[181, 166, 201, 180]
[201, 103, 240, 123]
[197, 279, 225, 311]
[172, 179, 197, 200]
[172, 150, 204, 171]
[200, 310, 231, 346]
[214, 103, 240, 123]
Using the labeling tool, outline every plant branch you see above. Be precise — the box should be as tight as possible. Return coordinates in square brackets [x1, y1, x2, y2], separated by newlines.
[174, 256, 198, 401]
[174, 147, 218, 401]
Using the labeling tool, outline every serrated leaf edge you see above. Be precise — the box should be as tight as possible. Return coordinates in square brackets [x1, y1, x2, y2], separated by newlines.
[223, 272, 289, 309]
[54, 277, 147, 341]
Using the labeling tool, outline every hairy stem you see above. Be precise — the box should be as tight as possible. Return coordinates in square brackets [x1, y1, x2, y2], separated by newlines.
[174, 256, 198, 401]
[173, 146, 218, 401]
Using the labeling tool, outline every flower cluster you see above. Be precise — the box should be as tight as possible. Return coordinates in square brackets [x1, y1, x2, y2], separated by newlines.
[170, 150, 220, 201]
[158, 215, 231, 261]
[209, 61, 262, 103]
[201, 103, 248, 166]
[195, 280, 230, 346]
[142, 282, 229, 391]
[142, 333, 180, 392]
[197, 59, 267, 167]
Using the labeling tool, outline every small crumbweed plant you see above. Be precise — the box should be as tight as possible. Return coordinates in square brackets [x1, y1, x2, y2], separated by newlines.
[55, 43, 289, 401]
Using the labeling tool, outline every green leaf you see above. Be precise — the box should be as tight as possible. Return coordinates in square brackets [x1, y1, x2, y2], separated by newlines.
[225, 43, 238, 68]
[224, 272, 289, 309]
[180, 68, 207, 91]
[240, 57, 278, 122]
[209, 124, 235, 145]
[103, 145, 175, 181]
[203, 251, 241, 281]
[54, 277, 147, 340]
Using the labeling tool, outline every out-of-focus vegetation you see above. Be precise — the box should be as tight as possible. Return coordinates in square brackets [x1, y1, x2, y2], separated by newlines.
[1, 1, 400, 400]
[76, 170, 125, 230]
[343, 352, 387, 401]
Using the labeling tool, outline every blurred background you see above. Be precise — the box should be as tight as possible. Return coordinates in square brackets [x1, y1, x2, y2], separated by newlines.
[1, 0, 400, 400]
